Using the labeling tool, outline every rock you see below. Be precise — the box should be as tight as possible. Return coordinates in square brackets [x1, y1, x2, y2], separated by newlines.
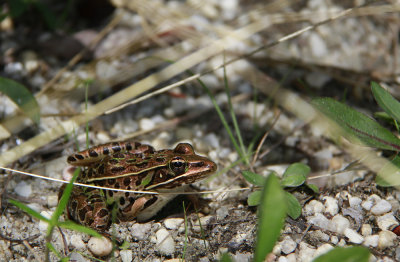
[38, 211, 52, 231]
[192, 216, 213, 233]
[371, 200, 392, 215]
[330, 236, 338, 245]
[47, 195, 59, 207]
[376, 214, 398, 231]
[120, 249, 133, 262]
[363, 235, 379, 247]
[323, 196, 338, 216]
[139, 118, 155, 131]
[69, 252, 87, 262]
[309, 32, 327, 57]
[314, 243, 333, 258]
[164, 218, 184, 231]
[309, 230, 330, 242]
[348, 196, 362, 209]
[331, 215, 350, 234]
[361, 194, 381, 211]
[298, 242, 316, 262]
[155, 228, 175, 256]
[70, 234, 86, 250]
[378, 230, 397, 249]
[304, 200, 325, 216]
[14, 181, 32, 198]
[88, 237, 112, 257]
[344, 228, 364, 244]
[307, 213, 331, 230]
[130, 223, 151, 240]
[361, 224, 372, 236]
[216, 206, 229, 219]
[281, 236, 297, 254]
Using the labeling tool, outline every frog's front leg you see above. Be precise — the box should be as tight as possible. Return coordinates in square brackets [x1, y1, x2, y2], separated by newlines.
[65, 186, 111, 231]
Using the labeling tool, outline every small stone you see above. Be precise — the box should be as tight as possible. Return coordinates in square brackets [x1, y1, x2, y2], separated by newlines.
[38, 211, 52, 231]
[14, 181, 32, 198]
[70, 234, 86, 250]
[361, 194, 381, 211]
[349, 196, 362, 209]
[371, 200, 392, 215]
[298, 242, 316, 262]
[361, 224, 372, 236]
[344, 228, 364, 244]
[130, 223, 151, 240]
[314, 243, 333, 258]
[330, 236, 338, 245]
[281, 236, 296, 254]
[120, 249, 133, 262]
[47, 195, 59, 207]
[164, 218, 184, 230]
[363, 235, 379, 247]
[69, 252, 86, 262]
[310, 230, 330, 242]
[88, 237, 112, 257]
[377, 213, 398, 231]
[307, 213, 331, 230]
[139, 118, 155, 131]
[331, 215, 350, 234]
[192, 216, 213, 233]
[155, 228, 175, 256]
[378, 230, 397, 249]
[323, 196, 338, 216]
[309, 32, 327, 57]
[272, 243, 282, 255]
[304, 200, 325, 216]
[216, 206, 229, 219]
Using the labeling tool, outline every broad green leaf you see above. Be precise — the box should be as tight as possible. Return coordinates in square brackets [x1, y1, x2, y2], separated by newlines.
[9, 199, 50, 223]
[58, 221, 101, 238]
[242, 170, 266, 186]
[371, 82, 400, 123]
[281, 163, 309, 187]
[376, 155, 400, 187]
[254, 174, 287, 262]
[313, 246, 370, 262]
[247, 190, 262, 206]
[0, 77, 40, 124]
[307, 183, 319, 193]
[219, 252, 233, 262]
[285, 192, 302, 219]
[312, 98, 400, 151]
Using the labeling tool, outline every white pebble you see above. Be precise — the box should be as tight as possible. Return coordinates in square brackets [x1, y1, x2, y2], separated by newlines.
[307, 213, 331, 230]
[304, 200, 325, 216]
[70, 234, 86, 250]
[130, 223, 151, 240]
[349, 196, 362, 209]
[139, 118, 155, 131]
[363, 235, 379, 247]
[331, 215, 350, 234]
[323, 196, 339, 216]
[155, 228, 175, 256]
[192, 216, 213, 233]
[298, 242, 316, 262]
[38, 211, 52, 231]
[314, 243, 333, 258]
[47, 195, 59, 207]
[377, 214, 398, 231]
[14, 181, 32, 198]
[309, 32, 327, 57]
[361, 194, 381, 211]
[120, 249, 133, 262]
[281, 236, 297, 254]
[344, 228, 364, 244]
[371, 200, 392, 215]
[361, 224, 372, 236]
[202, 133, 220, 148]
[378, 231, 397, 249]
[330, 236, 338, 245]
[164, 218, 184, 231]
[88, 237, 112, 257]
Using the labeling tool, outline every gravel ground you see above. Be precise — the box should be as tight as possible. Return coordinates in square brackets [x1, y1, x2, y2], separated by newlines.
[1, 0, 400, 261]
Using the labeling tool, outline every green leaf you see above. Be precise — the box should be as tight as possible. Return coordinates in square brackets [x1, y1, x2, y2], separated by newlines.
[307, 183, 319, 193]
[0, 77, 40, 124]
[8, 0, 29, 18]
[281, 163, 309, 187]
[9, 199, 50, 223]
[376, 155, 400, 187]
[371, 82, 400, 123]
[242, 170, 266, 186]
[312, 98, 400, 151]
[58, 221, 102, 238]
[247, 190, 262, 206]
[254, 174, 287, 262]
[285, 192, 302, 219]
[313, 246, 370, 262]
[219, 252, 233, 262]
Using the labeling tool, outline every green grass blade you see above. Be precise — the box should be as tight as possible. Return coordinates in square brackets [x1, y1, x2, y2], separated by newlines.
[371, 82, 400, 123]
[312, 97, 400, 151]
[313, 246, 370, 262]
[0, 77, 40, 124]
[254, 173, 287, 262]
[46, 242, 62, 259]
[9, 199, 50, 223]
[52, 168, 80, 224]
[58, 221, 101, 238]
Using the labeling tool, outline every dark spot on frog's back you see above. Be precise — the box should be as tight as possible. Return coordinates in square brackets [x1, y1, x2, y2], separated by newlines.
[119, 197, 126, 206]
[143, 196, 158, 209]
[67, 156, 76, 162]
[97, 208, 109, 218]
[156, 157, 165, 163]
[125, 142, 133, 151]
[135, 162, 148, 168]
[109, 159, 119, 165]
[111, 142, 121, 152]
[123, 177, 131, 187]
[89, 150, 98, 157]
[103, 147, 110, 155]
[75, 154, 85, 160]
[111, 166, 125, 173]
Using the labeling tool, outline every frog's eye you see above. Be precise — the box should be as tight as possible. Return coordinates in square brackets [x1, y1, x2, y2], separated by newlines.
[170, 157, 187, 175]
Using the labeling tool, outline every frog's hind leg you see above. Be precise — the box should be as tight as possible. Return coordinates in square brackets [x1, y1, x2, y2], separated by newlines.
[65, 186, 111, 231]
